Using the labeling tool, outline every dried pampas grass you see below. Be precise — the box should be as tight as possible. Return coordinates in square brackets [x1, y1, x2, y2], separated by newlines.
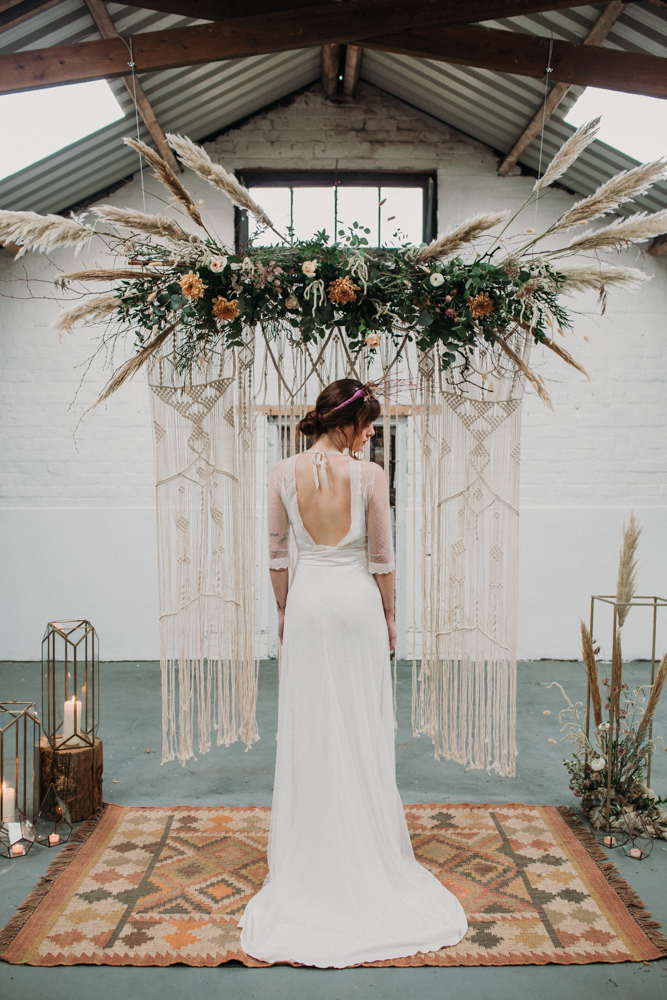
[534, 118, 600, 191]
[554, 160, 667, 230]
[567, 209, 667, 252]
[51, 293, 119, 335]
[123, 137, 204, 229]
[59, 268, 159, 283]
[616, 511, 642, 627]
[96, 321, 178, 404]
[497, 336, 554, 409]
[93, 206, 186, 242]
[0, 209, 93, 257]
[581, 621, 603, 728]
[415, 211, 509, 262]
[557, 262, 649, 294]
[637, 651, 667, 740]
[543, 338, 589, 379]
[166, 133, 271, 225]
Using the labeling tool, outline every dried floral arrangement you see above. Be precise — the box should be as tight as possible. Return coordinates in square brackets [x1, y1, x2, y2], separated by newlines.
[549, 515, 667, 839]
[1, 119, 666, 402]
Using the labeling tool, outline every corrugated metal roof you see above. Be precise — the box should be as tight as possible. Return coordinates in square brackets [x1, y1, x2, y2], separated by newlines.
[1, 2, 666, 215]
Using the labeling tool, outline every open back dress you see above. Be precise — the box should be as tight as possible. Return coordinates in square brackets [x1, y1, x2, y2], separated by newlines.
[239, 450, 467, 967]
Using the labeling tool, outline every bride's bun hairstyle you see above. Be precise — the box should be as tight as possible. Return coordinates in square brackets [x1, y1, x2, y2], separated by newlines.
[297, 379, 381, 440]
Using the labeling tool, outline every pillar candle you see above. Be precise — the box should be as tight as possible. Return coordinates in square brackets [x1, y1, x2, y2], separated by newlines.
[62, 696, 82, 740]
[629, 847, 642, 859]
[1, 782, 15, 822]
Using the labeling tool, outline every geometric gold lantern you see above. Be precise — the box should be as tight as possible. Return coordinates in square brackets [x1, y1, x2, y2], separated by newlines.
[41, 620, 99, 749]
[0, 701, 40, 858]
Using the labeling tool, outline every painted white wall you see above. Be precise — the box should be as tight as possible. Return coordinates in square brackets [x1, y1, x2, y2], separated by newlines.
[1, 83, 666, 662]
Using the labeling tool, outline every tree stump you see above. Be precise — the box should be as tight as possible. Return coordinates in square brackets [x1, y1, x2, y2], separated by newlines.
[39, 737, 103, 822]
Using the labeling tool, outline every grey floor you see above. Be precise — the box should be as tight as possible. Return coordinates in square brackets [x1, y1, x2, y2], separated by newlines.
[1, 658, 666, 1000]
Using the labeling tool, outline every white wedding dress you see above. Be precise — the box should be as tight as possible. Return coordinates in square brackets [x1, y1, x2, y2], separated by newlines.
[239, 451, 467, 967]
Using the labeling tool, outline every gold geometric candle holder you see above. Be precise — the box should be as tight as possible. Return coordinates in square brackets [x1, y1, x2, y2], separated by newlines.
[42, 620, 99, 749]
[0, 702, 40, 859]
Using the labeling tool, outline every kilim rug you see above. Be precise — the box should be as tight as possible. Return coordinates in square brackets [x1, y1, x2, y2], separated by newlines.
[1, 802, 666, 968]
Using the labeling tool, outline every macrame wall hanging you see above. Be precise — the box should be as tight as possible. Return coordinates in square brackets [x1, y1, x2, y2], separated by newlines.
[2, 123, 663, 773]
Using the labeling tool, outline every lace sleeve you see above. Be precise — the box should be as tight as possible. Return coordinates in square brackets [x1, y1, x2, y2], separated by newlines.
[365, 463, 395, 575]
[268, 462, 290, 570]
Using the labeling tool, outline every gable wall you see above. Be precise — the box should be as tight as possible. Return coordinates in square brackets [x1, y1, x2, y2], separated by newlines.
[1, 83, 666, 663]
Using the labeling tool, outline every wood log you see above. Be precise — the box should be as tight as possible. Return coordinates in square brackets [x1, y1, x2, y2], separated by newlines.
[39, 737, 103, 823]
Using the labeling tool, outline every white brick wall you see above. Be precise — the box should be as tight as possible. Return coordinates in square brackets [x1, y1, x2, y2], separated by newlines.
[1, 82, 666, 661]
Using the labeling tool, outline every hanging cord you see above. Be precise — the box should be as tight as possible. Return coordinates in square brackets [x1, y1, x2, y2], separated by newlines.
[533, 36, 554, 233]
[127, 36, 146, 213]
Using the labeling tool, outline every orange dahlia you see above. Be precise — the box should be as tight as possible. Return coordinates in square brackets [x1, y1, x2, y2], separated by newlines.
[179, 270, 207, 300]
[212, 296, 240, 321]
[468, 291, 494, 319]
[327, 276, 360, 305]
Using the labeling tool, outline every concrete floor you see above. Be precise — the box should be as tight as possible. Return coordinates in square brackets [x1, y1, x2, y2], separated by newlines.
[1, 658, 666, 1000]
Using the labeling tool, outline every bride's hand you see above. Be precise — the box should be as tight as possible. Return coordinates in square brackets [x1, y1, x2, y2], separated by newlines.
[278, 610, 285, 643]
[385, 611, 396, 652]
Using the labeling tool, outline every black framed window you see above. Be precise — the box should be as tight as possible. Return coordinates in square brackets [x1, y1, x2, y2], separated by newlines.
[235, 170, 436, 252]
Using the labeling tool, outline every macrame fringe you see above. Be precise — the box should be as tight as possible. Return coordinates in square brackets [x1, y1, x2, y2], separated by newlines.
[0, 804, 108, 957]
[556, 805, 667, 956]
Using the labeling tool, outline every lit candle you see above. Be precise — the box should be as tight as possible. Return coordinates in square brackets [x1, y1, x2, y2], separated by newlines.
[11, 843, 24, 857]
[62, 696, 82, 740]
[604, 836, 616, 847]
[1, 782, 15, 822]
[48, 833, 60, 846]
[630, 847, 642, 859]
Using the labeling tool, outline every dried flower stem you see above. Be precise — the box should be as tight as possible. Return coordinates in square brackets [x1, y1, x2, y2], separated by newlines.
[51, 293, 119, 335]
[554, 159, 667, 229]
[581, 621, 603, 728]
[415, 211, 509, 262]
[617, 511, 642, 627]
[0, 210, 95, 257]
[637, 651, 667, 740]
[60, 269, 159, 283]
[96, 321, 179, 405]
[543, 338, 589, 379]
[496, 337, 554, 409]
[534, 118, 600, 191]
[565, 210, 667, 253]
[92, 206, 187, 242]
[123, 137, 206, 231]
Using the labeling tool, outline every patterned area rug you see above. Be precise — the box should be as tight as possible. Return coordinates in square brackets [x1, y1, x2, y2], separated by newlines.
[1, 802, 665, 968]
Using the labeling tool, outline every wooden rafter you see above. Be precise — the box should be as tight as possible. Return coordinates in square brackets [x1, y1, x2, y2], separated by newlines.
[497, 2, 628, 177]
[0, 0, 62, 33]
[119, 0, 586, 25]
[1, 6, 667, 100]
[362, 24, 667, 99]
[343, 44, 363, 98]
[83, 0, 181, 174]
[321, 43, 340, 99]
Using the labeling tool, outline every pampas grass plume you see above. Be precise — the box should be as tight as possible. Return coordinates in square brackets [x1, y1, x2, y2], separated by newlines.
[568, 209, 667, 252]
[166, 133, 271, 225]
[0, 209, 93, 257]
[415, 211, 509, 262]
[616, 511, 642, 627]
[51, 293, 119, 335]
[555, 160, 667, 230]
[534, 118, 600, 191]
[123, 137, 204, 229]
[581, 621, 603, 728]
[557, 263, 649, 294]
[93, 206, 186, 242]
[637, 651, 667, 740]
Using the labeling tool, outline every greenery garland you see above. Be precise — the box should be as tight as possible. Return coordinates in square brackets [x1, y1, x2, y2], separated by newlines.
[117, 223, 571, 377]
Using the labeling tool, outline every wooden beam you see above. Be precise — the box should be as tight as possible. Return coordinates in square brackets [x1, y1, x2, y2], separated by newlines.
[0, 0, 62, 33]
[497, 2, 628, 177]
[363, 23, 667, 100]
[83, 0, 182, 174]
[119, 0, 587, 25]
[343, 44, 363, 98]
[321, 42, 340, 98]
[2, 5, 667, 99]
[648, 233, 667, 257]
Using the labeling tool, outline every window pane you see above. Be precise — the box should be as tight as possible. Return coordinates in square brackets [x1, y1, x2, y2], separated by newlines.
[335, 187, 379, 244]
[379, 187, 423, 246]
[248, 187, 292, 246]
[291, 187, 336, 242]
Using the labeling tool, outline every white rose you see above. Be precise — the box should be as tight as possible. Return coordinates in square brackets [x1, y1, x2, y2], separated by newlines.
[210, 256, 227, 272]
[429, 272, 445, 287]
[365, 333, 380, 349]
[590, 757, 606, 772]
[302, 260, 318, 278]
[285, 295, 300, 311]
[598, 722, 610, 732]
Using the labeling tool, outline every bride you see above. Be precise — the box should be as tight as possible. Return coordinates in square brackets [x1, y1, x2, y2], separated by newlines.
[239, 378, 467, 967]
